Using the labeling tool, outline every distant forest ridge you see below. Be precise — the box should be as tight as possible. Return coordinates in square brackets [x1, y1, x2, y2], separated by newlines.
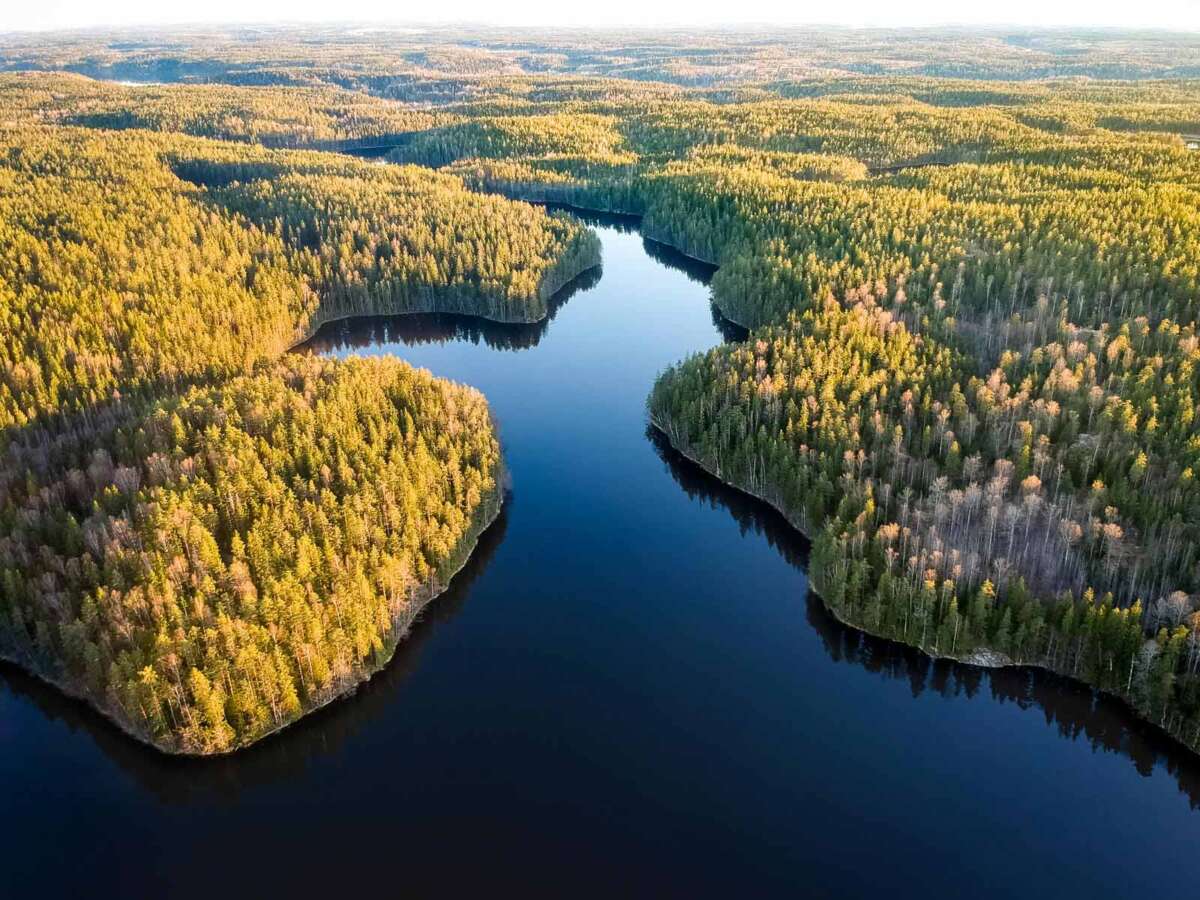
[4, 25, 1200, 88]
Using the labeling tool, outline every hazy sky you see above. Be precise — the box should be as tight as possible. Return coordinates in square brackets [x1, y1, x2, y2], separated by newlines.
[5, 0, 1200, 32]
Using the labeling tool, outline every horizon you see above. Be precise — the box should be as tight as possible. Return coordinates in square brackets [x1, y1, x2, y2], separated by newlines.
[8, 21, 1200, 33]
[5, 3, 1200, 35]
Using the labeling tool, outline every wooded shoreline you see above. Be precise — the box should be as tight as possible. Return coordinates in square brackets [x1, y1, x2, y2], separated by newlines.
[0, 482, 506, 757]
[648, 414, 1200, 757]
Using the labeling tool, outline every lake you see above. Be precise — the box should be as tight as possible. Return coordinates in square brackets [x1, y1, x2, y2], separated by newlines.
[2, 210, 1198, 898]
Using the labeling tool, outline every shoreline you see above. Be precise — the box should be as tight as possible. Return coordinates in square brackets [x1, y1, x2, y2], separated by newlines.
[648, 414, 1012, 670]
[648, 416, 1199, 755]
[0, 180, 597, 758]
[478, 186, 761, 330]
[17, 185, 1185, 759]
[365, 174, 1200, 758]
[1, 482, 507, 759]
[290, 260, 604, 350]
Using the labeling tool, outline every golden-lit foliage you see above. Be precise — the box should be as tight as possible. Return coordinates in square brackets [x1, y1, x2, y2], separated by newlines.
[614, 78, 1200, 750]
[3, 24, 1200, 754]
[396, 65, 1200, 747]
[0, 88, 599, 753]
[1, 71, 449, 147]
[2, 355, 503, 753]
[0, 122, 598, 434]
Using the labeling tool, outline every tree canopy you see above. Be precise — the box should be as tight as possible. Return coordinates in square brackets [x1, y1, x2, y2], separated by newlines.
[0, 86, 598, 752]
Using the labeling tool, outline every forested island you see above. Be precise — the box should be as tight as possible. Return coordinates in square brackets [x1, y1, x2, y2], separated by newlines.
[2, 25, 1200, 758]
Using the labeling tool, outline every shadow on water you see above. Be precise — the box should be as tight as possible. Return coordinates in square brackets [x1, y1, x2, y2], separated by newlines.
[548, 205, 747, 341]
[541, 203, 718, 290]
[560, 211, 748, 342]
[641, 235, 716, 286]
[648, 426, 808, 570]
[641, 233, 750, 341]
[0, 502, 510, 803]
[6, 403, 1200, 814]
[7, 189, 1195, 876]
[294, 205, 745, 357]
[710, 304, 750, 343]
[811, 602, 1200, 808]
[647, 426, 1200, 810]
[544, 203, 642, 234]
[296, 265, 602, 354]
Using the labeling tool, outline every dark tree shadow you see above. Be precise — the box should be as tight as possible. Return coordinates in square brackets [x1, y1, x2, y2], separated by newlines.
[0, 501, 511, 803]
[648, 424, 1200, 810]
[296, 265, 602, 355]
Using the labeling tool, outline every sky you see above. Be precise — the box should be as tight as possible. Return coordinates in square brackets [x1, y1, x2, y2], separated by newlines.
[4, 0, 1200, 32]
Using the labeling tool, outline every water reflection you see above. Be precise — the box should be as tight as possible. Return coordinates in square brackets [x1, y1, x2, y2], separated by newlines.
[6, 344, 1199, 816]
[544, 204, 642, 234]
[295, 203, 744, 357]
[0, 503, 510, 803]
[710, 304, 749, 343]
[641, 236, 716, 286]
[544, 202, 718, 287]
[635, 232, 746, 340]
[551, 205, 743, 340]
[813, 606, 1200, 808]
[298, 265, 602, 354]
[6, 200, 1196, 879]
[648, 426, 807, 570]
[649, 425, 1200, 810]
[642, 234, 748, 341]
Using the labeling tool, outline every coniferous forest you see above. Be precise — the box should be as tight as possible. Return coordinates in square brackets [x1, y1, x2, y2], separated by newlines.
[2, 25, 1200, 758]
[0, 76, 599, 752]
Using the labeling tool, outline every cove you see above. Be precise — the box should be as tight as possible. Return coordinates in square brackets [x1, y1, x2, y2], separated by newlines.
[1, 211, 1199, 899]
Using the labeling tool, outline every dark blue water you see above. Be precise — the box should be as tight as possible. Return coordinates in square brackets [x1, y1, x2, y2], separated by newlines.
[2, 213, 1198, 899]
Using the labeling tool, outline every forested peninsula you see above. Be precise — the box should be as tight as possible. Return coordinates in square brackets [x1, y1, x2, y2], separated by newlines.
[2, 25, 1200, 756]
[0, 85, 599, 752]
[371, 60, 1200, 750]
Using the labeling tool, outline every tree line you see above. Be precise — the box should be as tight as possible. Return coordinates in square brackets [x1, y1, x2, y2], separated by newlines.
[0, 103, 598, 752]
[386, 66, 1200, 752]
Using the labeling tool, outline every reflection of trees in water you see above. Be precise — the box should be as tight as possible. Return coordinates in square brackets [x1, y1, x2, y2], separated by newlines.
[19, 197, 1194, 813]
[297, 222, 747, 356]
[710, 305, 749, 343]
[641, 236, 716, 287]
[641, 234, 748, 341]
[299, 265, 602, 354]
[650, 424, 1200, 810]
[544, 203, 642, 235]
[297, 202, 743, 355]
[545, 203, 716, 286]
[0, 503, 511, 804]
[648, 426, 809, 571]
[810, 601, 1200, 808]
[556, 205, 746, 341]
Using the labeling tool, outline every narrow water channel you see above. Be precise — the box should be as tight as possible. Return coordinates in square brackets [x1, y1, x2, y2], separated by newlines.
[2, 212, 1198, 899]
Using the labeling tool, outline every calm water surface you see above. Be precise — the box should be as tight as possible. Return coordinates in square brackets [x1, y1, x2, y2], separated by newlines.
[3, 213, 1199, 898]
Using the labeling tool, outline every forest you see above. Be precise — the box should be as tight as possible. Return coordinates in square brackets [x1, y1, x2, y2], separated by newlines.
[2, 25, 1200, 754]
[0, 82, 598, 752]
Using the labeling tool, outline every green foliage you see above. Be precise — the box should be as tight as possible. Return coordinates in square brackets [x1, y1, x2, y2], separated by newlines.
[633, 86, 1200, 751]
[3, 71, 448, 148]
[1, 355, 503, 753]
[0, 122, 598, 435]
[0, 89, 597, 753]
[5, 28, 1200, 755]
